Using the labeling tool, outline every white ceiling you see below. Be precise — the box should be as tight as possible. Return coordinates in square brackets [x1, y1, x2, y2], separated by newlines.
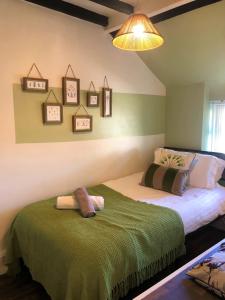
[64, 0, 119, 17]
[63, 0, 195, 30]
[64, 0, 193, 16]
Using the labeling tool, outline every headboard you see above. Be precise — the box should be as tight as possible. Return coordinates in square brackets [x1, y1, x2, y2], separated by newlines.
[165, 147, 225, 161]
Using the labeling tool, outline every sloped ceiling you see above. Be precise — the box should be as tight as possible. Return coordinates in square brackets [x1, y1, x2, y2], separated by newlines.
[138, 1, 225, 99]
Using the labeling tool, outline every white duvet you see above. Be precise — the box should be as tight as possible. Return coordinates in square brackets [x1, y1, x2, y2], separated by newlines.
[104, 172, 225, 235]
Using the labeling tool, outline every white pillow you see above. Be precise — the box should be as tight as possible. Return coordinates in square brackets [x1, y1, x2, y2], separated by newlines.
[189, 154, 225, 189]
[216, 158, 225, 182]
[154, 148, 196, 170]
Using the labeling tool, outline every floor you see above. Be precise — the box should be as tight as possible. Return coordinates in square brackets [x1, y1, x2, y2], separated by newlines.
[0, 218, 224, 300]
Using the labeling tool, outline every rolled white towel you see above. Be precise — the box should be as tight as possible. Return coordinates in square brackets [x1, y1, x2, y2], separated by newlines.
[56, 195, 104, 211]
[93, 195, 104, 211]
[56, 196, 79, 209]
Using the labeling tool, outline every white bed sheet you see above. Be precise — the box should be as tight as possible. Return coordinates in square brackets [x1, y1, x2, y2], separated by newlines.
[104, 172, 225, 235]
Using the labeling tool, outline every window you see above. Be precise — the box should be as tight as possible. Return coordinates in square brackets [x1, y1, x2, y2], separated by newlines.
[207, 101, 225, 153]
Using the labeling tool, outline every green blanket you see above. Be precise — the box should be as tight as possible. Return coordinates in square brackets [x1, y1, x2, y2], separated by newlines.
[6, 185, 185, 300]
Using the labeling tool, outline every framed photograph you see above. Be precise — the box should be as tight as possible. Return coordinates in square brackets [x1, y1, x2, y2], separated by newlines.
[42, 103, 63, 124]
[22, 77, 48, 93]
[62, 77, 80, 106]
[87, 92, 99, 107]
[72, 115, 92, 132]
[102, 88, 112, 117]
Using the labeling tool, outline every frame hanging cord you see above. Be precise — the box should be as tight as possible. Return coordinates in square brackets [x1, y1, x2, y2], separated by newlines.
[74, 104, 90, 116]
[26, 63, 44, 79]
[45, 89, 60, 104]
[65, 64, 77, 78]
[89, 81, 96, 92]
[103, 76, 110, 88]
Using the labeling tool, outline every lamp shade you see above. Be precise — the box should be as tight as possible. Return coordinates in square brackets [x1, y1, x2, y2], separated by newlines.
[112, 14, 164, 51]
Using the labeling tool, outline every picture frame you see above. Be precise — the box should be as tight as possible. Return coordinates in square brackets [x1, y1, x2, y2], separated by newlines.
[62, 77, 80, 106]
[22, 77, 48, 93]
[102, 88, 112, 117]
[72, 115, 92, 132]
[87, 91, 99, 107]
[42, 103, 63, 124]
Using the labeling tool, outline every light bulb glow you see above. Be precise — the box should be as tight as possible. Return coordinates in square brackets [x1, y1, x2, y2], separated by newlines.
[132, 24, 145, 37]
[112, 13, 164, 51]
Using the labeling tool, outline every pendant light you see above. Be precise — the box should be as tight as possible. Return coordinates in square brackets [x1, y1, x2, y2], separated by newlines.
[112, 13, 164, 51]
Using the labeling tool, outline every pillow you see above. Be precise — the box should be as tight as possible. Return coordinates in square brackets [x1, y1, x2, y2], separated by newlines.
[189, 154, 224, 189]
[141, 163, 189, 196]
[216, 158, 225, 187]
[187, 242, 225, 298]
[154, 148, 196, 170]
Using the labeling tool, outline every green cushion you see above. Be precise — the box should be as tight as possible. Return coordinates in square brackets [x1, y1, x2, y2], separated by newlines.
[219, 169, 225, 187]
[141, 163, 189, 196]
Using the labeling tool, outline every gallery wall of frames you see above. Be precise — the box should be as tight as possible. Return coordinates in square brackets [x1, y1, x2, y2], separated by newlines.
[21, 63, 113, 133]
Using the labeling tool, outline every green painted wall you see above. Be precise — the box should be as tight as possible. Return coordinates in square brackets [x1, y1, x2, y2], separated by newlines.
[13, 84, 165, 143]
[201, 86, 210, 150]
[139, 1, 225, 99]
[166, 82, 207, 149]
[138, 1, 225, 150]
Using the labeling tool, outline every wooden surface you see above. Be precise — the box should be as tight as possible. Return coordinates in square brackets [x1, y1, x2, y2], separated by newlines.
[142, 274, 220, 300]
[139, 239, 225, 300]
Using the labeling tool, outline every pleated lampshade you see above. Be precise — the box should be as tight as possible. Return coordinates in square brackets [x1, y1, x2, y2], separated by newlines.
[112, 13, 164, 51]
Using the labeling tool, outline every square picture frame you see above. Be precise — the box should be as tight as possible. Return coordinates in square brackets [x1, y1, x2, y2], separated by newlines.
[42, 103, 63, 124]
[62, 77, 80, 106]
[22, 77, 48, 93]
[87, 92, 99, 107]
[102, 88, 112, 117]
[72, 115, 92, 132]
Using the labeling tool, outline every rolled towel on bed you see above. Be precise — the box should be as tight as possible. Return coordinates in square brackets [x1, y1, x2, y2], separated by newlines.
[74, 187, 96, 218]
[92, 196, 104, 211]
[56, 196, 79, 209]
[56, 195, 104, 210]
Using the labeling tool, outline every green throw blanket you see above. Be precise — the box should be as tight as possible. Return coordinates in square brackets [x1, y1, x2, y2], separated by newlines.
[6, 185, 185, 300]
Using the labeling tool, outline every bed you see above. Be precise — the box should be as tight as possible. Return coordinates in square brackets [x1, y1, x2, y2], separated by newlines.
[104, 172, 225, 235]
[6, 148, 225, 300]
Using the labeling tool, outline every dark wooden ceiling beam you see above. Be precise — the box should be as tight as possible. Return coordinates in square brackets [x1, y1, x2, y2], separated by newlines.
[151, 0, 222, 24]
[89, 0, 134, 15]
[111, 0, 222, 37]
[24, 0, 108, 26]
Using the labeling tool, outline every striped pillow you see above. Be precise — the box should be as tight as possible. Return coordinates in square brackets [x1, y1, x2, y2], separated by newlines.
[141, 163, 189, 196]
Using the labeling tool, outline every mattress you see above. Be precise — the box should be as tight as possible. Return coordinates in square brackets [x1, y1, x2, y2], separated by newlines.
[104, 172, 225, 235]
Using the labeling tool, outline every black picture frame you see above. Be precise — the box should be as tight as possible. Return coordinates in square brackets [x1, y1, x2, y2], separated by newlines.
[72, 115, 92, 132]
[87, 92, 99, 107]
[102, 88, 112, 117]
[22, 77, 48, 93]
[62, 77, 80, 106]
[42, 103, 63, 124]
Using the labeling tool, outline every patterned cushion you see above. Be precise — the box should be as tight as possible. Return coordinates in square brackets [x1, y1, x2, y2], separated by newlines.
[187, 242, 225, 298]
[141, 163, 189, 196]
[154, 148, 196, 170]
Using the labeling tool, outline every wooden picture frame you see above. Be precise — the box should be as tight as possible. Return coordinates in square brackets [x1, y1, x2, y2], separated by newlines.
[72, 115, 92, 132]
[42, 103, 63, 124]
[102, 88, 112, 117]
[62, 77, 80, 106]
[87, 92, 99, 107]
[22, 77, 48, 93]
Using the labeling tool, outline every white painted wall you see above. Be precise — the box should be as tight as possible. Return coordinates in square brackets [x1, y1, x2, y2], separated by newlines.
[0, 0, 165, 273]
